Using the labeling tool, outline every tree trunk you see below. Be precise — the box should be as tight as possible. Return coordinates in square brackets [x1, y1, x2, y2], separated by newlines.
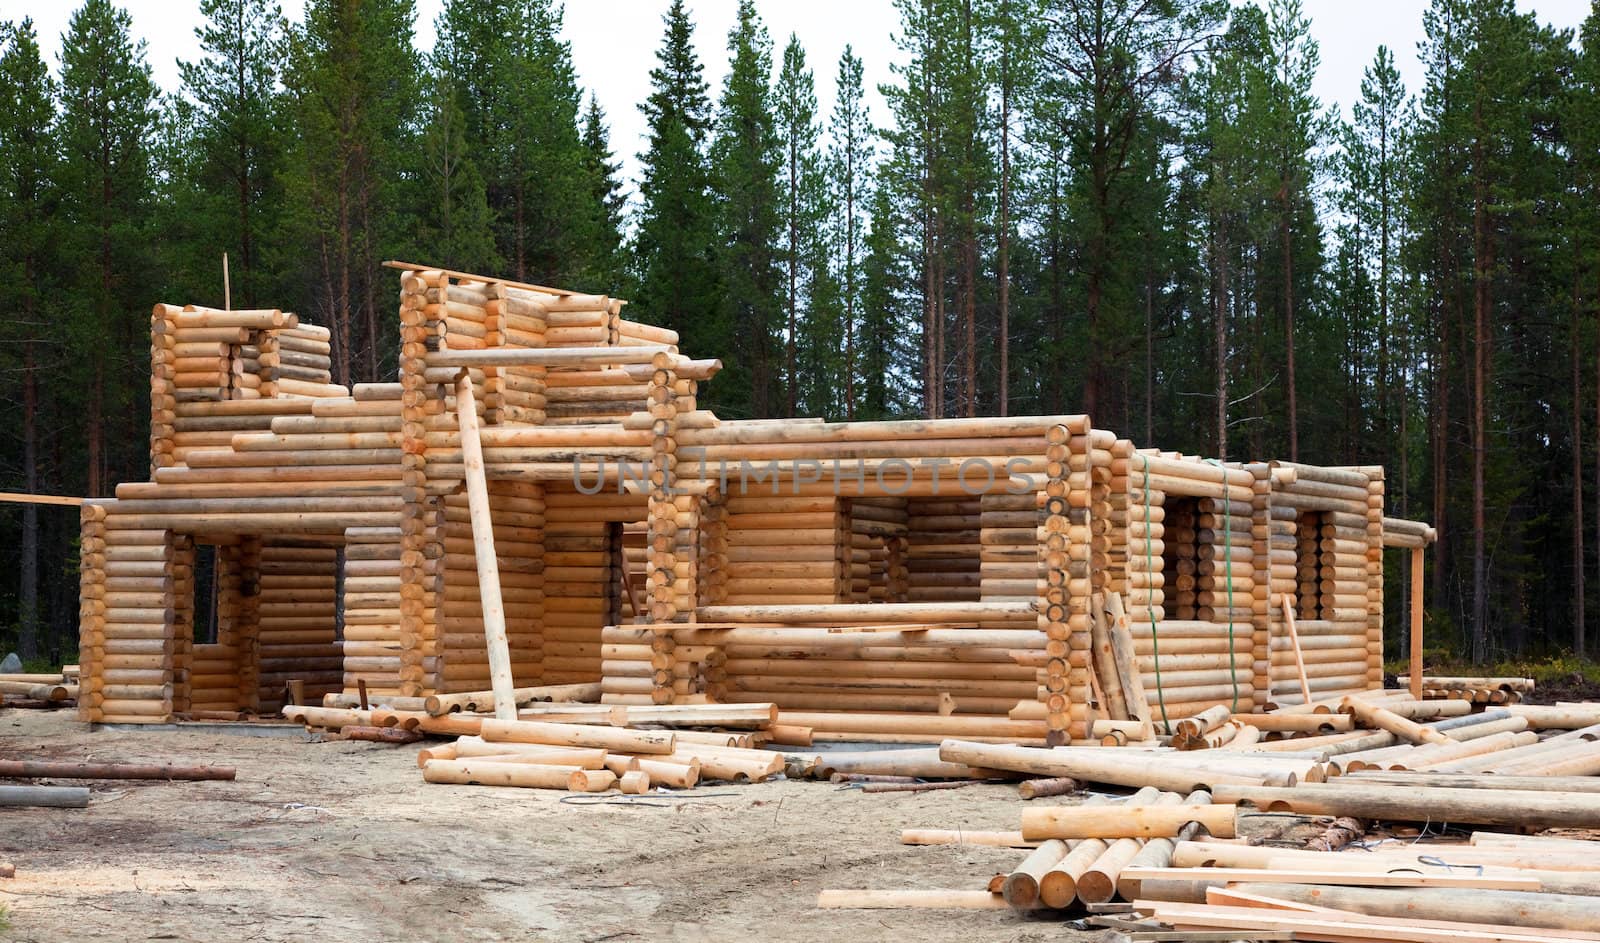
[1145, 271, 1154, 444]
[1213, 225, 1229, 461]
[19, 338, 40, 661]
[1470, 116, 1491, 664]
[787, 136, 799, 418]
[1281, 209, 1297, 462]
[1573, 275, 1585, 657]
[997, 44, 1010, 418]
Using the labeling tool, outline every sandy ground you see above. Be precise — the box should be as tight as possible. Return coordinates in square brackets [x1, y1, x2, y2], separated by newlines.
[0, 710, 1109, 943]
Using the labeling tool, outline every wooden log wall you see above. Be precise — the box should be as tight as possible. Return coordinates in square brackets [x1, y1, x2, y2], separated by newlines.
[853, 497, 909, 602]
[81, 521, 174, 723]
[906, 497, 982, 604]
[1120, 454, 1263, 723]
[341, 526, 412, 700]
[1266, 462, 1384, 706]
[256, 542, 341, 712]
[547, 489, 645, 687]
[722, 495, 845, 605]
[979, 492, 1038, 604]
[77, 503, 109, 722]
[439, 483, 545, 692]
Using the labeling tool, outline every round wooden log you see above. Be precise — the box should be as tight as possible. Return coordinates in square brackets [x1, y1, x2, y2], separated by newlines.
[421, 758, 579, 790]
[619, 770, 650, 794]
[1228, 883, 1600, 933]
[1341, 696, 1449, 745]
[635, 758, 699, 788]
[0, 785, 90, 808]
[899, 829, 1033, 848]
[567, 768, 617, 793]
[1210, 782, 1600, 828]
[0, 760, 234, 781]
[1002, 839, 1068, 910]
[1339, 770, 1600, 793]
[938, 740, 1273, 792]
[1020, 804, 1235, 840]
[478, 718, 675, 755]
[1018, 776, 1079, 800]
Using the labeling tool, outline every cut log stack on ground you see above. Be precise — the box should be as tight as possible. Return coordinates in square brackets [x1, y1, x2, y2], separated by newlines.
[284, 692, 795, 794]
[817, 688, 1600, 941]
[0, 667, 79, 710]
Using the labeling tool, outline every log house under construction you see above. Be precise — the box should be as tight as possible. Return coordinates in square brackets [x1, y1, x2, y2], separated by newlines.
[75, 262, 1435, 744]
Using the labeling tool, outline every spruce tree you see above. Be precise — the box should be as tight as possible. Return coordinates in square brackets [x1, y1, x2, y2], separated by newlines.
[579, 94, 627, 291]
[415, 70, 499, 272]
[709, 0, 782, 418]
[635, 0, 719, 370]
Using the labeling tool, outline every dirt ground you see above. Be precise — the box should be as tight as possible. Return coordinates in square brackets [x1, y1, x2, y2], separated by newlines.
[0, 710, 1108, 943]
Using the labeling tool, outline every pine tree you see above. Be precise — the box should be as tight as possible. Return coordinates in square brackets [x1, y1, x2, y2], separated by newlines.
[1259, 0, 1324, 461]
[860, 184, 918, 419]
[579, 94, 627, 292]
[636, 0, 719, 372]
[827, 45, 872, 420]
[57, 0, 160, 497]
[1040, 0, 1223, 426]
[176, 0, 288, 307]
[775, 34, 830, 416]
[281, 0, 420, 384]
[1577, 4, 1600, 657]
[0, 18, 58, 659]
[708, 1, 782, 418]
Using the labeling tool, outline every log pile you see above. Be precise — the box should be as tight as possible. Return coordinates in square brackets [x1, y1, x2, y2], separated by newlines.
[817, 693, 1600, 941]
[283, 697, 793, 794]
[0, 669, 78, 710]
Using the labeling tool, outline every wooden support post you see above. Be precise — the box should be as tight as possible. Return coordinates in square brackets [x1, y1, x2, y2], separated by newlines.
[1281, 594, 1311, 704]
[456, 371, 516, 720]
[1410, 545, 1424, 701]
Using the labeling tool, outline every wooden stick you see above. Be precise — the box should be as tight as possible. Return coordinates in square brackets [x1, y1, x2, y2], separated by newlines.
[1341, 696, 1449, 745]
[0, 760, 234, 781]
[456, 373, 515, 721]
[1282, 594, 1312, 704]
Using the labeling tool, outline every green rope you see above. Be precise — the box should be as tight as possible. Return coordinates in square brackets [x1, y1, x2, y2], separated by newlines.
[1205, 458, 1241, 713]
[1140, 454, 1171, 733]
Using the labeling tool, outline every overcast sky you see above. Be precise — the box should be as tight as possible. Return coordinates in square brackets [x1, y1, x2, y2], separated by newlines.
[12, 0, 1595, 202]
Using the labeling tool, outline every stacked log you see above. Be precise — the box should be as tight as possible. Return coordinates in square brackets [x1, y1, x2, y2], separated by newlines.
[341, 526, 410, 700]
[721, 496, 843, 605]
[436, 484, 545, 691]
[547, 489, 643, 688]
[1268, 462, 1381, 704]
[906, 497, 981, 603]
[87, 524, 174, 722]
[256, 542, 342, 711]
[76, 502, 109, 721]
[979, 491, 1038, 604]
